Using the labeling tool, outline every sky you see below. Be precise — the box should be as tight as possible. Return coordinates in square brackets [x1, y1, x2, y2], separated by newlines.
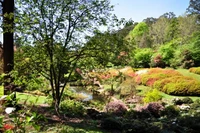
[110, 0, 190, 22]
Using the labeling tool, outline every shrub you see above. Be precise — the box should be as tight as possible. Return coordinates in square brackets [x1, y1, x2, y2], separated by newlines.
[157, 42, 176, 66]
[60, 99, 85, 117]
[143, 89, 162, 103]
[140, 68, 182, 86]
[131, 48, 153, 68]
[161, 105, 180, 118]
[101, 117, 122, 130]
[105, 100, 128, 115]
[182, 97, 193, 104]
[118, 77, 136, 98]
[163, 80, 200, 96]
[150, 54, 165, 68]
[135, 102, 164, 118]
[146, 102, 164, 118]
[189, 67, 200, 75]
[153, 76, 192, 92]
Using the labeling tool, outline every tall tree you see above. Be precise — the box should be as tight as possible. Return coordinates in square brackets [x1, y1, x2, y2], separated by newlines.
[15, 0, 115, 113]
[1, 0, 14, 94]
[178, 14, 199, 41]
[187, 0, 200, 19]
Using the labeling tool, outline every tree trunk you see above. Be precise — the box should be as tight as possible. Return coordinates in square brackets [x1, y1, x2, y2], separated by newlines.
[3, 0, 14, 95]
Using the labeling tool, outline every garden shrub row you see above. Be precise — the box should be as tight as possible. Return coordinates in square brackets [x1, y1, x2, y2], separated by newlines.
[152, 75, 200, 96]
[135, 68, 200, 96]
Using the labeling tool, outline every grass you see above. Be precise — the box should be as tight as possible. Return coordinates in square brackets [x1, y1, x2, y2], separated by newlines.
[16, 92, 48, 105]
[0, 85, 48, 105]
[40, 123, 108, 133]
[176, 68, 200, 81]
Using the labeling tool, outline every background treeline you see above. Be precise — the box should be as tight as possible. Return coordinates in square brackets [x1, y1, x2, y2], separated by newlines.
[116, 12, 200, 69]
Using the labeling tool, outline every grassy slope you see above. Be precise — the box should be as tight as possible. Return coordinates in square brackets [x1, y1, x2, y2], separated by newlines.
[176, 68, 200, 81]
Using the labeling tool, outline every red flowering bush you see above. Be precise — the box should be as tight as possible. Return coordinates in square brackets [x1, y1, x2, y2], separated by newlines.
[151, 54, 165, 68]
[140, 68, 182, 86]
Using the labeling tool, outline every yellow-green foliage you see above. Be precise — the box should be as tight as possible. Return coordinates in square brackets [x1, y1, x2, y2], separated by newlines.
[0, 85, 3, 96]
[153, 76, 194, 92]
[163, 80, 200, 96]
[189, 67, 200, 75]
[153, 75, 200, 96]
[60, 99, 85, 116]
[143, 89, 162, 103]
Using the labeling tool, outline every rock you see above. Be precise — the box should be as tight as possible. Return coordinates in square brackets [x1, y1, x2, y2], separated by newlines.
[5, 107, 16, 114]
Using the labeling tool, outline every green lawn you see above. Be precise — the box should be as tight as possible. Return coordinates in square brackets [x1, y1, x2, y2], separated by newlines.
[176, 68, 200, 81]
[16, 92, 48, 105]
[0, 86, 48, 105]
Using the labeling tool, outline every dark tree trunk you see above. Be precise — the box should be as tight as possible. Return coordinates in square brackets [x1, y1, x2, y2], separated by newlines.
[2, 0, 14, 95]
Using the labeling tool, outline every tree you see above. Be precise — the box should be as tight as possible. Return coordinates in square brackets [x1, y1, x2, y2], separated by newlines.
[178, 14, 199, 41]
[15, 0, 115, 113]
[143, 17, 157, 26]
[187, 0, 200, 19]
[128, 22, 151, 48]
[149, 16, 169, 46]
[0, 0, 14, 95]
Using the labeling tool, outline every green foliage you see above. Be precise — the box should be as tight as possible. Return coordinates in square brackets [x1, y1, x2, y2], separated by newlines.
[15, 0, 119, 110]
[0, 93, 43, 132]
[129, 22, 149, 38]
[143, 89, 162, 103]
[131, 48, 153, 68]
[161, 105, 180, 118]
[156, 40, 177, 66]
[60, 99, 85, 117]
[189, 32, 200, 66]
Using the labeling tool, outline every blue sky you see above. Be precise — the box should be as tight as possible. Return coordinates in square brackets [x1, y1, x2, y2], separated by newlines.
[110, 0, 190, 22]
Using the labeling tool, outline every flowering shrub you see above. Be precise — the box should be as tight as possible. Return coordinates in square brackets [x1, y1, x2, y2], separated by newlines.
[140, 68, 182, 86]
[135, 102, 164, 118]
[105, 100, 128, 115]
[146, 102, 164, 117]
[150, 54, 165, 68]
